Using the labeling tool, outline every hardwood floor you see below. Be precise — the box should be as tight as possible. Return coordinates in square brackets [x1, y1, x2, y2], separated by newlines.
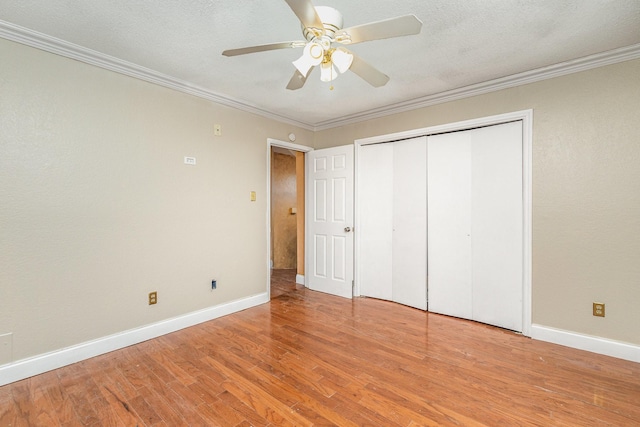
[1, 269, 639, 426]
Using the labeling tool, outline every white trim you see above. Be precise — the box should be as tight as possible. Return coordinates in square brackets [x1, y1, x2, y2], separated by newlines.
[0, 20, 313, 131]
[0, 292, 269, 386]
[521, 112, 533, 338]
[353, 143, 361, 297]
[356, 110, 534, 146]
[354, 110, 533, 337]
[531, 325, 640, 363]
[266, 138, 313, 153]
[266, 139, 313, 294]
[315, 44, 640, 130]
[296, 274, 304, 285]
[1, 19, 638, 131]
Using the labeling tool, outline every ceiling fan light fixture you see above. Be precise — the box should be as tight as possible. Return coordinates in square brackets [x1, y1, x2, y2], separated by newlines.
[320, 61, 338, 82]
[292, 41, 324, 76]
[332, 48, 354, 74]
[223, 1, 423, 90]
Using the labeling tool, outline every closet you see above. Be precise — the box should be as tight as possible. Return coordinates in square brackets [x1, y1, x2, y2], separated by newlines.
[358, 120, 524, 332]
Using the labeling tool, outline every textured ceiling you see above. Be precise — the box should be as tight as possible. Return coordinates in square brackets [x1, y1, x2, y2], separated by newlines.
[1, 1, 639, 129]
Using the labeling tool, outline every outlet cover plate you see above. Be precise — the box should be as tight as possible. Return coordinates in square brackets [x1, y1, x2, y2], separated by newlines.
[593, 302, 605, 317]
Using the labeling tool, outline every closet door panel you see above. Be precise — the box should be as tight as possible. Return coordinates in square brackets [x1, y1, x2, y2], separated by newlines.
[471, 121, 523, 331]
[392, 137, 427, 310]
[427, 133, 473, 319]
[358, 143, 393, 301]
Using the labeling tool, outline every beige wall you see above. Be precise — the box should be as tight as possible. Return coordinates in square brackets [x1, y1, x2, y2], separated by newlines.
[315, 59, 640, 346]
[0, 38, 313, 362]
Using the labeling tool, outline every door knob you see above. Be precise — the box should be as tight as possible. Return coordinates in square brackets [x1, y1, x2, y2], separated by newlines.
[344, 227, 352, 232]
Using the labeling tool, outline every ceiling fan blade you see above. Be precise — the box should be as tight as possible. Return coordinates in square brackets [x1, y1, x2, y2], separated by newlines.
[284, 0, 324, 33]
[286, 69, 309, 90]
[335, 15, 422, 45]
[222, 41, 304, 57]
[348, 52, 390, 87]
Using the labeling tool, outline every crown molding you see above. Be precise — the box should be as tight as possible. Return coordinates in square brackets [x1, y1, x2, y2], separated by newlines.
[312, 43, 640, 131]
[2, 19, 639, 132]
[0, 19, 315, 131]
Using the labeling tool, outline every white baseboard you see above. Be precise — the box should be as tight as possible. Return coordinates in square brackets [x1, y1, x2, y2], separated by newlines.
[0, 292, 269, 386]
[296, 274, 304, 285]
[531, 324, 640, 363]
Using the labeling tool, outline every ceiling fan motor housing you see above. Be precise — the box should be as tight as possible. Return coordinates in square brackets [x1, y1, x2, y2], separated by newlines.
[303, 6, 344, 40]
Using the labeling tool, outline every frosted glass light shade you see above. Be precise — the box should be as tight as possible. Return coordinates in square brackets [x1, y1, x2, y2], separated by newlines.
[320, 61, 338, 82]
[292, 42, 324, 76]
[332, 49, 353, 73]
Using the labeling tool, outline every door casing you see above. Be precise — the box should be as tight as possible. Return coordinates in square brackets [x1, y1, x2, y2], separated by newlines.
[266, 138, 312, 294]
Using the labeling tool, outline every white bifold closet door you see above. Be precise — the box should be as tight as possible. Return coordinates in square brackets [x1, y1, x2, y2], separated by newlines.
[427, 121, 523, 332]
[359, 137, 427, 310]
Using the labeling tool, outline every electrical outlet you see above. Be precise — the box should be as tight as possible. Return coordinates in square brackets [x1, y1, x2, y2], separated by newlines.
[149, 291, 158, 305]
[211, 280, 217, 290]
[593, 302, 605, 317]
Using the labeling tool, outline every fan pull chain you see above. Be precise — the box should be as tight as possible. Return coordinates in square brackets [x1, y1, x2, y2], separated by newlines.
[329, 62, 334, 90]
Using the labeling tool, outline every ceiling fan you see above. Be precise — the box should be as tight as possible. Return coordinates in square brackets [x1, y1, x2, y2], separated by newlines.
[222, 0, 422, 90]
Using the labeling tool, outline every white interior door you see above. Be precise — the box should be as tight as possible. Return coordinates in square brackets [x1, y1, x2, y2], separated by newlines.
[427, 121, 523, 332]
[392, 138, 427, 309]
[358, 143, 393, 301]
[306, 145, 354, 299]
[427, 132, 473, 319]
[358, 137, 427, 310]
[470, 122, 523, 331]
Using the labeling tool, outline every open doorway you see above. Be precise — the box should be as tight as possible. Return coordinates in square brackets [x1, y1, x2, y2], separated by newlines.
[267, 139, 310, 300]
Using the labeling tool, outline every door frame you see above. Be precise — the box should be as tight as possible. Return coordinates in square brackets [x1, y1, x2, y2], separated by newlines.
[266, 138, 313, 294]
[354, 110, 533, 337]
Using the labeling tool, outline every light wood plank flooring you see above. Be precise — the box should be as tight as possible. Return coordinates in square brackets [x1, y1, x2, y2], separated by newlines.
[1, 269, 639, 426]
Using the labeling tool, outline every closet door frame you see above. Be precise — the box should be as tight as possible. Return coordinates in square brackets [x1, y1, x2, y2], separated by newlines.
[354, 109, 533, 337]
